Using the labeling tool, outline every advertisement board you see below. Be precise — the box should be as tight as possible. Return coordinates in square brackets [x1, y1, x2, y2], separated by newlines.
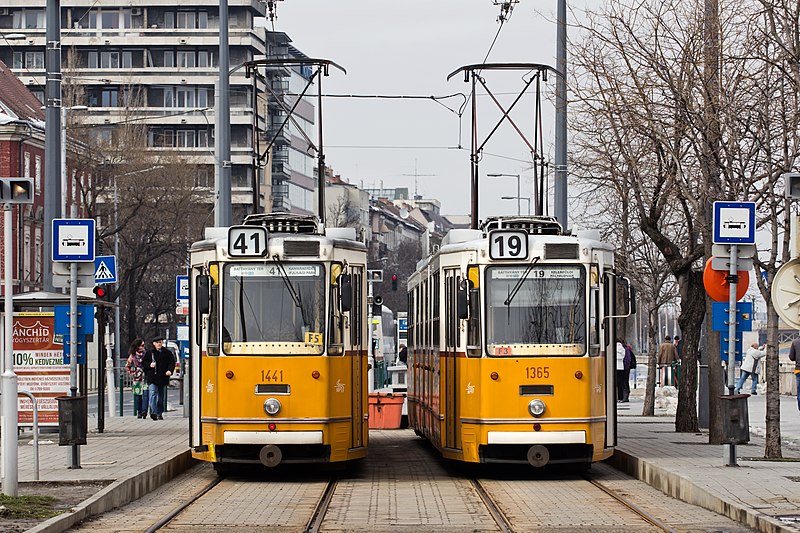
[12, 313, 69, 426]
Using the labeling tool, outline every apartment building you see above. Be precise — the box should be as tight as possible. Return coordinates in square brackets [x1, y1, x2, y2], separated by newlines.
[0, 2, 317, 215]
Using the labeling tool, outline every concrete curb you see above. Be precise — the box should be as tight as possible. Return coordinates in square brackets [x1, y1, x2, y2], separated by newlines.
[608, 449, 794, 533]
[26, 450, 195, 533]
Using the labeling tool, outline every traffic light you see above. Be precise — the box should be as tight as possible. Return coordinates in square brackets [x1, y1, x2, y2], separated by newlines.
[785, 172, 800, 199]
[0, 177, 33, 204]
[372, 295, 383, 316]
[391, 274, 398, 291]
[93, 285, 108, 300]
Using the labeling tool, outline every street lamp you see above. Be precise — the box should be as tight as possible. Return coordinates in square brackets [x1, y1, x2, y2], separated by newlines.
[501, 196, 531, 215]
[487, 173, 521, 215]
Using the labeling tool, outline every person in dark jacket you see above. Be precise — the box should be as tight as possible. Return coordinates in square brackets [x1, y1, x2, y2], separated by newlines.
[141, 336, 176, 420]
[789, 337, 800, 412]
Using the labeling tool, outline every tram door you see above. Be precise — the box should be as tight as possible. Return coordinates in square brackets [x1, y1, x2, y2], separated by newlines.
[444, 269, 460, 450]
[350, 268, 366, 449]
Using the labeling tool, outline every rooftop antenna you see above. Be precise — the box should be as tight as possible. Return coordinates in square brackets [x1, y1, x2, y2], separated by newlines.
[402, 159, 437, 199]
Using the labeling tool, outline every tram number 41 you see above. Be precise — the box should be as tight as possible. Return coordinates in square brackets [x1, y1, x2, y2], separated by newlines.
[228, 226, 268, 257]
[526, 367, 550, 379]
[261, 369, 284, 382]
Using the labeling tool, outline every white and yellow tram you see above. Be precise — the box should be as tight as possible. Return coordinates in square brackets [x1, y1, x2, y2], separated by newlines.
[188, 214, 369, 471]
[407, 216, 633, 468]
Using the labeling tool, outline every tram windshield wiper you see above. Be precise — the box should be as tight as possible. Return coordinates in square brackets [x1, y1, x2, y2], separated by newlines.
[272, 254, 309, 326]
[504, 257, 541, 306]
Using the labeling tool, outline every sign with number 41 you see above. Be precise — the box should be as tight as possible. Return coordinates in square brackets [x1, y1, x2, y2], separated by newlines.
[228, 226, 268, 257]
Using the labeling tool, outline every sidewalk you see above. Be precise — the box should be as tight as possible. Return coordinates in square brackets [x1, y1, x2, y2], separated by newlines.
[3, 391, 800, 533]
[612, 390, 800, 533]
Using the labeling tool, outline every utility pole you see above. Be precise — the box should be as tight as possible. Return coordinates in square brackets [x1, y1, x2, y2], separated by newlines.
[44, 0, 62, 292]
[215, 0, 232, 227]
[554, 0, 568, 231]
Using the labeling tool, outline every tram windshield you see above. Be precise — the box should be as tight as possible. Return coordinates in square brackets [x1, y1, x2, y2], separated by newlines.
[485, 265, 586, 355]
[222, 262, 326, 355]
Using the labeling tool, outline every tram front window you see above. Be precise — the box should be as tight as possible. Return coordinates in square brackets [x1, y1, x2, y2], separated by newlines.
[486, 265, 586, 355]
[222, 263, 326, 354]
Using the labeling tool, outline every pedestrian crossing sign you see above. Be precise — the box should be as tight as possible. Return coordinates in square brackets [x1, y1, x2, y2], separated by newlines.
[94, 255, 117, 284]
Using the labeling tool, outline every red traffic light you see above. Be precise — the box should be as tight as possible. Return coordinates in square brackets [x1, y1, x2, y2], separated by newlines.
[391, 274, 398, 291]
[93, 285, 107, 299]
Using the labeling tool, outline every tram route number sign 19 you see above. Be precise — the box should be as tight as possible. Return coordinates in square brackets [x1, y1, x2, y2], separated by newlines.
[228, 226, 268, 257]
[489, 230, 528, 260]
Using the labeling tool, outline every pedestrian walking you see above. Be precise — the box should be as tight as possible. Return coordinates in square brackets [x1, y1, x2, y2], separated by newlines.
[615, 338, 626, 402]
[657, 336, 678, 386]
[789, 337, 800, 411]
[141, 336, 176, 420]
[125, 338, 148, 418]
[622, 342, 635, 402]
[735, 342, 766, 395]
[673, 336, 682, 360]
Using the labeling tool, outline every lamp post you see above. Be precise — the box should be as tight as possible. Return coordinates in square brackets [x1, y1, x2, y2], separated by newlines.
[61, 106, 88, 218]
[487, 173, 521, 215]
[501, 196, 531, 215]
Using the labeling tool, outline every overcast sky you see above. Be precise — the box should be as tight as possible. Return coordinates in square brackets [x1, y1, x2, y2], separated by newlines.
[277, 0, 596, 219]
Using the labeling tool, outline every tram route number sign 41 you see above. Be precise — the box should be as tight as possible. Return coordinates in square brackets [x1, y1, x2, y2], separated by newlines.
[228, 226, 268, 257]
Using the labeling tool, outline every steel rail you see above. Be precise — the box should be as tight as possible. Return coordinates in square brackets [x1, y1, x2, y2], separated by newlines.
[144, 476, 223, 533]
[471, 479, 514, 533]
[583, 475, 679, 533]
[304, 477, 338, 533]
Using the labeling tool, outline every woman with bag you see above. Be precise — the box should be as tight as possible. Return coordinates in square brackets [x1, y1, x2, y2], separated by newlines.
[735, 342, 766, 395]
[125, 338, 149, 418]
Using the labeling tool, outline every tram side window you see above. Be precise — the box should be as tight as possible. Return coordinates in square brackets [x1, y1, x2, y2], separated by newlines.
[329, 275, 344, 355]
[408, 289, 414, 347]
[207, 280, 219, 356]
[433, 272, 440, 347]
[466, 279, 481, 356]
[352, 270, 363, 346]
[589, 286, 600, 356]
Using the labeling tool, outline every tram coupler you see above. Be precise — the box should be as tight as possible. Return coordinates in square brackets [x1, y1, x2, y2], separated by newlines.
[527, 445, 550, 467]
[259, 444, 283, 467]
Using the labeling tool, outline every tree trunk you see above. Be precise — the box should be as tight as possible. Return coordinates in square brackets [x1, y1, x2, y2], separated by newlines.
[764, 305, 782, 458]
[642, 308, 658, 416]
[675, 270, 702, 432]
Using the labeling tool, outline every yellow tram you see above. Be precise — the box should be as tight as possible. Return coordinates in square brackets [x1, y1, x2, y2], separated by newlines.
[407, 216, 633, 468]
[188, 213, 369, 471]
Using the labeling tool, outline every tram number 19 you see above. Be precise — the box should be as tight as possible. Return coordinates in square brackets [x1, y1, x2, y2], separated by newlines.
[526, 366, 550, 379]
[489, 230, 528, 260]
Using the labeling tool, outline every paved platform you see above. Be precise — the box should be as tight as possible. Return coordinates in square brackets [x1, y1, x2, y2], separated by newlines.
[3, 391, 800, 533]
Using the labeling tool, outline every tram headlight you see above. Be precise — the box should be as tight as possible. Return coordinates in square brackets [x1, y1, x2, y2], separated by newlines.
[264, 398, 282, 416]
[528, 399, 546, 418]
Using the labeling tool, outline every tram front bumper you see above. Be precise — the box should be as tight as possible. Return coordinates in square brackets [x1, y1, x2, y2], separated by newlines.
[224, 430, 323, 445]
[487, 430, 586, 444]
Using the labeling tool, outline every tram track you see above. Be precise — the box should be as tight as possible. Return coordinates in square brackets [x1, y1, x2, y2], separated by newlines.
[582, 474, 679, 533]
[471, 479, 515, 533]
[304, 477, 338, 533]
[145, 475, 224, 533]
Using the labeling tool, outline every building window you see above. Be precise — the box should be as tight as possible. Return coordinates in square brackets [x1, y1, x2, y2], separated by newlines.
[164, 51, 174, 68]
[122, 51, 133, 69]
[101, 88, 118, 107]
[176, 87, 195, 107]
[198, 130, 210, 147]
[198, 12, 208, 28]
[176, 12, 196, 29]
[197, 51, 213, 68]
[100, 51, 120, 69]
[25, 52, 44, 69]
[177, 51, 195, 68]
[87, 51, 98, 68]
[165, 12, 174, 29]
[34, 155, 41, 190]
[12, 52, 22, 69]
[101, 11, 119, 29]
[13, 10, 45, 29]
[176, 130, 195, 148]
[197, 88, 209, 107]
[23, 153, 30, 178]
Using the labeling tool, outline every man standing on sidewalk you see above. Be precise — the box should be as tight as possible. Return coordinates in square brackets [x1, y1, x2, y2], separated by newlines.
[790, 337, 800, 412]
[142, 336, 175, 420]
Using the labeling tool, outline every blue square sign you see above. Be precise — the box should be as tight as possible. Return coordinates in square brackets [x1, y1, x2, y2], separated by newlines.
[52, 219, 95, 262]
[713, 201, 755, 244]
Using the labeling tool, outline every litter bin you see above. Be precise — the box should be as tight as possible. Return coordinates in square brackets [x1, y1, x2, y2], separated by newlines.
[56, 395, 88, 446]
[719, 394, 749, 444]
